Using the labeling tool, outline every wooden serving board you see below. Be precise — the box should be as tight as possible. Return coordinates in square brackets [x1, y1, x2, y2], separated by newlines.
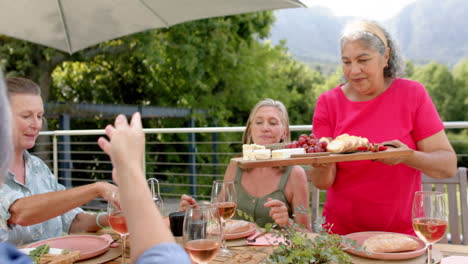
[233, 148, 413, 168]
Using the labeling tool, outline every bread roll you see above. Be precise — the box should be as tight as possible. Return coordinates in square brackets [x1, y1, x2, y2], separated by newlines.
[327, 134, 370, 153]
[327, 139, 346, 153]
[224, 220, 251, 234]
[363, 234, 420, 253]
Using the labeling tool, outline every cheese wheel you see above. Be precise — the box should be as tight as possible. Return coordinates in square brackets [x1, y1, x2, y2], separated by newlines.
[253, 149, 271, 160]
[272, 148, 306, 159]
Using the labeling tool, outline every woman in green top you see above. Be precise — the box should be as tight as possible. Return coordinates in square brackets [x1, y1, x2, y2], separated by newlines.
[180, 99, 310, 230]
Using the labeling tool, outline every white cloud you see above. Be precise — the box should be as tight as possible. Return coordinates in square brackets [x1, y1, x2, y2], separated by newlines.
[308, 0, 417, 20]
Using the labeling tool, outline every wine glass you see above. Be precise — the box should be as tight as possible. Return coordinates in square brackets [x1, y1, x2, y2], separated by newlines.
[210, 180, 237, 257]
[107, 192, 129, 264]
[412, 191, 448, 264]
[183, 204, 222, 264]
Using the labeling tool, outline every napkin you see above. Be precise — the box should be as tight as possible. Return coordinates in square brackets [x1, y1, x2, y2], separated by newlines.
[441, 256, 468, 264]
[246, 231, 287, 246]
[100, 234, 119, 248]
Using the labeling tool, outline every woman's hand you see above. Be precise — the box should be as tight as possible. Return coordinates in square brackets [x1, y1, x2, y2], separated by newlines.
[97, 113, 145, 183]
[264, 198, 290, 227]
[96, 181, 119, 202]
[179, 194, 197, 212]
[377, 140, 410, 165]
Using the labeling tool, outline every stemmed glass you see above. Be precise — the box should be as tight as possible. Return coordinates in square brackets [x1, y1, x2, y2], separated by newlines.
[107, 192, 129, 264]
[412, 191, 448, 264]
[183, 204, 222, 264]
[210, 180, 237, 257]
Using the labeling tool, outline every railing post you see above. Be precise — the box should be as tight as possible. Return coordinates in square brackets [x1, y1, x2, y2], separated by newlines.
[212, 120, 219, 182]
[53, 135, 58, 178]
[188, 118, 197, 196]
[59, 113, 73, 188]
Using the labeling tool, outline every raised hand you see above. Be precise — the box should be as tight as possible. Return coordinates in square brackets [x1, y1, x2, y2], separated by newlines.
[264, 198, 291, 227]
[97, 113, 145, 184]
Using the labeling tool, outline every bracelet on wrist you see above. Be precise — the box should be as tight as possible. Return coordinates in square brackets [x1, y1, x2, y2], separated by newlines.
[96, 212, 107, 229]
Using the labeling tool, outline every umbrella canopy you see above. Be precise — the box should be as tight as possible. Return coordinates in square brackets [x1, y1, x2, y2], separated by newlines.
[0, 0, 308, 54]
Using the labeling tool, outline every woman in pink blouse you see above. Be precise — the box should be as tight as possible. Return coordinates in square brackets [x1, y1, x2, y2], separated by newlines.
[309, 20, 457, 236]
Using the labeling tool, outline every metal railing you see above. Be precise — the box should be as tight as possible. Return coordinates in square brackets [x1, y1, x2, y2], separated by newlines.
[32, 122, 468, 211]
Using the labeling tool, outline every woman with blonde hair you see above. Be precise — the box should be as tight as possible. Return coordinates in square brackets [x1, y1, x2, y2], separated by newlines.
[181, 98, 310, 229]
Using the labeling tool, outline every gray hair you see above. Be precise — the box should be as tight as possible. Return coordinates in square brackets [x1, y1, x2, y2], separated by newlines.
[0, 71, 12, 183]
[340, 20, 405, 78]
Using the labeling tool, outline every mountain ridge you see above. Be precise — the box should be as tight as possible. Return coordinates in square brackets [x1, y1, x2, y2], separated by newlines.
[269, 0, 468, 67]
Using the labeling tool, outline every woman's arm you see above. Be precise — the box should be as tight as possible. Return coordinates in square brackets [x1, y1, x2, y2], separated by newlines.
[98, 113, 183, 263]
[8, 182, 117, 226]
[309, 163, 336, 190]
[308, 136, 336, 190]
[69, 212, 110, 233]
[288, 166, 311, 230]
[381, 130, 457, 179]
[224, 160, 237, 182]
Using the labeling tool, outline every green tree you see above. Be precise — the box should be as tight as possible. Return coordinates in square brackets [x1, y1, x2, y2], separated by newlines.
[410, 62, 460, 121]
[451, 59, 468, 121]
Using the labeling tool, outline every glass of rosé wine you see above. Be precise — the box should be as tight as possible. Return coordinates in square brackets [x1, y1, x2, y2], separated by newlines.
[210, 180, 237, 257]
[412, 191, 448, 264]
[183, 204, 222, 264]
[107, 192, 129, 264]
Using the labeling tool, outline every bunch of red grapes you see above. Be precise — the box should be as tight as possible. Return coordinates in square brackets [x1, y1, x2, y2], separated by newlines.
[285, 133, 328, 153]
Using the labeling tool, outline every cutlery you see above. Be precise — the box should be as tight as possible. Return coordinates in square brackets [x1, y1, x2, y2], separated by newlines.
[247, 231, 268, 243]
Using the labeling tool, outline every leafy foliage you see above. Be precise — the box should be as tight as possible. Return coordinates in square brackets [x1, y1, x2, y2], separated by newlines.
[237, 208, 366, 264]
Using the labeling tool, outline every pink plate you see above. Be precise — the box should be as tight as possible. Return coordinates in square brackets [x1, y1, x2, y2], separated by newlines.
[344, 231, 427, 260]
[26, 235, 110, 260]
[224, 221, 257, 240]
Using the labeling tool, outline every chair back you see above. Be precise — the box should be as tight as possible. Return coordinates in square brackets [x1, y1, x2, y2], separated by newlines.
[422, 167, 468, 244]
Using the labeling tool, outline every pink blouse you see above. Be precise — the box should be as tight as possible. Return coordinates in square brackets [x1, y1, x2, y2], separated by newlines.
[312, 78, 444, 235]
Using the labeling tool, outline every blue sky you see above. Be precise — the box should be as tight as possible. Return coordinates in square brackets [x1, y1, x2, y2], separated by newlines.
[303, 0, 417, 20]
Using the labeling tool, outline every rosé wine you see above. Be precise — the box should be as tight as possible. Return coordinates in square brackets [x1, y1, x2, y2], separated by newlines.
[413, 218, 447, 243]
[216, 202, 237, 220]
[109, 213, 128, 235]
[185, 239, 220, 263]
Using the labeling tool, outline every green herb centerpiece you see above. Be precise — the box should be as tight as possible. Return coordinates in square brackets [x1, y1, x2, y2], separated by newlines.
[238, 208, 366, 264]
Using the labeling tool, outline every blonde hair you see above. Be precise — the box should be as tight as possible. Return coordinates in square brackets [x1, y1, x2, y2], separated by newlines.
[242, 98, 291, 144]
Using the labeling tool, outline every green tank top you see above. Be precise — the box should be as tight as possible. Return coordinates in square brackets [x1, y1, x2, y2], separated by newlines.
[233, 166, 293, 227]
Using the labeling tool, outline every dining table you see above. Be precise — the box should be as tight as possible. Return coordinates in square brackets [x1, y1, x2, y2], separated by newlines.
[87, 229, 468, 264]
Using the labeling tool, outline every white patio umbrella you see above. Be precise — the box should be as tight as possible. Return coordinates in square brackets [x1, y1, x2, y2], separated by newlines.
[0, 0, 308, 54]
